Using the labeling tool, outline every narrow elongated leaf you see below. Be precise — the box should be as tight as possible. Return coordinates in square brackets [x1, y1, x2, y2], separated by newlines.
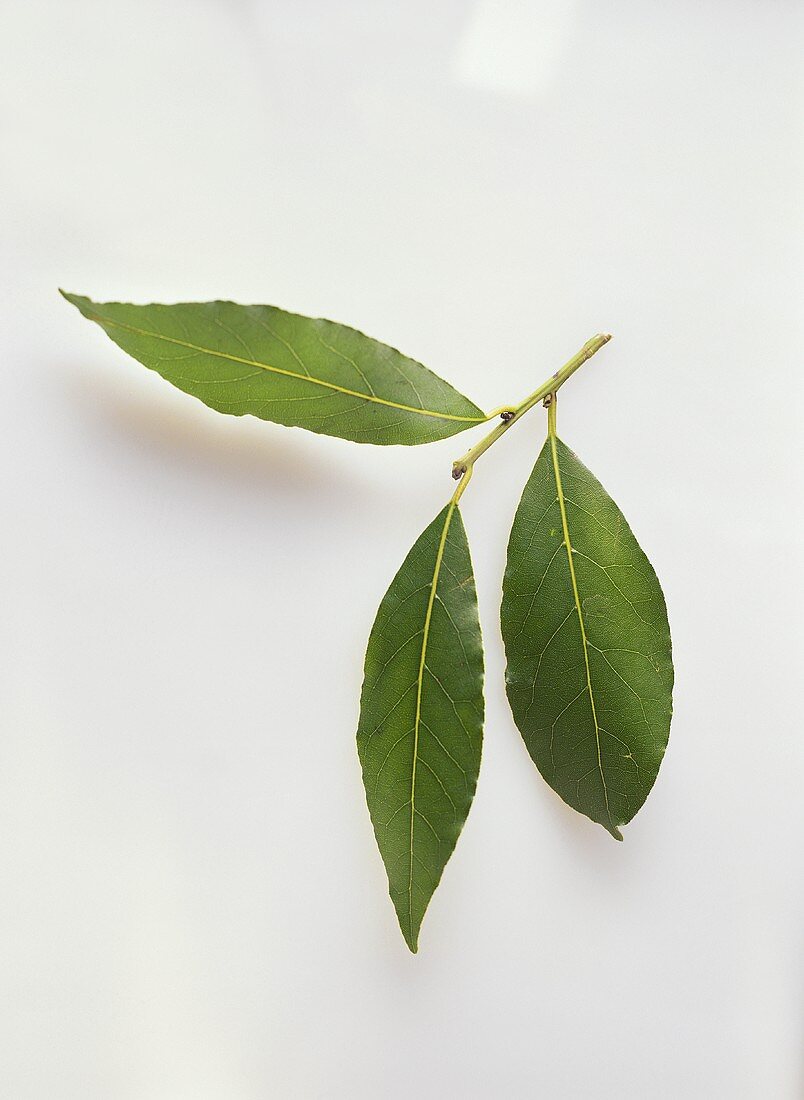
[61, 292, 486, 446]
[357, 503, 483, 951]
[501, 429, 673, 839]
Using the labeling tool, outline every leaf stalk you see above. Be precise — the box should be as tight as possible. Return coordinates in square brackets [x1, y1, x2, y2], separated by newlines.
[451, 334, 611, 482]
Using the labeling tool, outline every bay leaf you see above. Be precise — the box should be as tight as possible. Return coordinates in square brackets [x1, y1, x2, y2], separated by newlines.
[357, 503, 483, 950]
[501, 430, 673, 838]
[62, 292, 485, 445]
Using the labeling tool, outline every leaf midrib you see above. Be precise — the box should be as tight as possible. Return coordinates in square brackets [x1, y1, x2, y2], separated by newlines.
[549, 433, 622, 841]
[409, 501, 457, 945]
[83, 309, 486, 424]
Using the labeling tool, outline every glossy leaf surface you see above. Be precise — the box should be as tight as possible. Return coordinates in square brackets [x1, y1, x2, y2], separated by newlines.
[62, 292, 486, 445]
[357, 503, 483, 951]
[501, 430, 673, 838]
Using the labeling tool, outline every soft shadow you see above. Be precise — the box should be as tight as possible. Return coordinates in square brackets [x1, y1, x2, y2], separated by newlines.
[61, 359, 377, 506]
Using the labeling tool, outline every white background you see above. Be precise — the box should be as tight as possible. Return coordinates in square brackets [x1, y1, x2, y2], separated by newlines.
[2, 1, 802, 1096]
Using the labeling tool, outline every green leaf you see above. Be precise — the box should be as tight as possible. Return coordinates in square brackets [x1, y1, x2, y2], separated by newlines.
[501, 430, 673, 839]
[357, 502, 483, 951]
[61, 292, 486, 446]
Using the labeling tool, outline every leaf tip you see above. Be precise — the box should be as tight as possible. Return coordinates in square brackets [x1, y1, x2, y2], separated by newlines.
[608, 824, 624, 842]
[401, 923, 420, 954]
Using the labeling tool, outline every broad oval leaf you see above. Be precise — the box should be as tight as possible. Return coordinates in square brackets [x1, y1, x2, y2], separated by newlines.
[357, 503, 483, 951]
[61, 292, 486, 445]
[501, 431, 673, 839]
